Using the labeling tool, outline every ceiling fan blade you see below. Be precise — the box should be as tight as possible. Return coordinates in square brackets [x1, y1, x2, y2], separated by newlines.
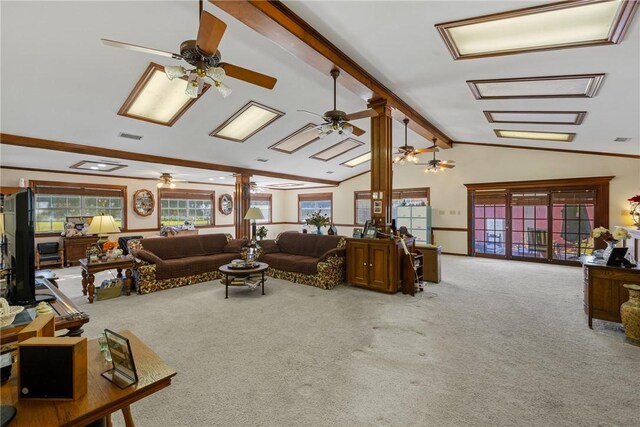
[345, 109, 378, 121]
[440, 163, 456, 169]
[350, 123, 366, 137]
[441, 160, 456, 164]
[196, 11, 227, 56]
[220, 63, 277, 89]
[413, 147, 439, 154]
[101, 39, 182, 59]
[297, 110, 326, 119]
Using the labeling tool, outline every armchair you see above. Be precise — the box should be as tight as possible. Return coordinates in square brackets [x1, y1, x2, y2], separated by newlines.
[36, 242, 65, 270]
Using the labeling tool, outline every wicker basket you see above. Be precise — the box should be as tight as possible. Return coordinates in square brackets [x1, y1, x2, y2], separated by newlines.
[0, 297, 25, 327]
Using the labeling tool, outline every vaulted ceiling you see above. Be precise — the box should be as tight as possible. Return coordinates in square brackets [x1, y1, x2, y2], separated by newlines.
[1, 1, 638, 186]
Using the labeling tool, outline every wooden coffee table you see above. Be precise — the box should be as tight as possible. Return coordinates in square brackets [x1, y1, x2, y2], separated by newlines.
[79, 257, 135, 303]
[219, 262, 269, 299]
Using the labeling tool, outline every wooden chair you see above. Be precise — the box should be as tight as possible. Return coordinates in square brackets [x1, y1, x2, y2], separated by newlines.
[36, 242, 65, 269]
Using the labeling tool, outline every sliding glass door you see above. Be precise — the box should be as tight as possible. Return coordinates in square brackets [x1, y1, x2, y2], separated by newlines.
[551, 191, 595, 261]
[510, 193, 549, 261]
[468, 179, 608, 265]
[472, 192, 507, 258]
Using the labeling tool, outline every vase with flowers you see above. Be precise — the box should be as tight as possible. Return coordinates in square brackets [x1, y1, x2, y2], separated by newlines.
[305, 210, 330, 234]
[592, 226, 631, 259]
[102, 241, 122, 260]
[629, 194, 640, 229]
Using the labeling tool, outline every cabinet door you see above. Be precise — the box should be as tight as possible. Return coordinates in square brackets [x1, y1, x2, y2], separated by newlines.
[348, 242, 369, 285]
[368, 244, 390, 291]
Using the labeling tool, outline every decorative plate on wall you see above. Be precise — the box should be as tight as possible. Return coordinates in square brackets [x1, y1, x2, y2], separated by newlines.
[219, 193, 233, 215]
[133, 189, 155, 217]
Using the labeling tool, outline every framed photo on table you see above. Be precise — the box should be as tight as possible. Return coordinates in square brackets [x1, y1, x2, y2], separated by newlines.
[364, 227, 378, 239]
[101, 329, 138, 389]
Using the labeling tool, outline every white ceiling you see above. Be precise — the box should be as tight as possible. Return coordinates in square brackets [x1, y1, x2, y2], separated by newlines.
[284, 0, 640, 156]
[1, 1, 638, 187]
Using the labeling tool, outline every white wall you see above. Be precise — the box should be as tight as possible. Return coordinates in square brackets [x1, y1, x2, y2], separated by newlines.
[285, 144, 640, 254]
[0, 168, 286, 243]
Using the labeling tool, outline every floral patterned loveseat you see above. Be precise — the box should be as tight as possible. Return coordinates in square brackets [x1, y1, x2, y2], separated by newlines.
[257, 232, 346, 290]
[128, 234, 247, 294]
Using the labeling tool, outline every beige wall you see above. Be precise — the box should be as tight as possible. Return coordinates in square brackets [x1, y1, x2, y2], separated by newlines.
[0, 168, 286, 243]
[286, 144, 640, 254]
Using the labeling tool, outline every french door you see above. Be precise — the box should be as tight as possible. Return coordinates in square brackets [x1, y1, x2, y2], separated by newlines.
[470, 188, 597, 264]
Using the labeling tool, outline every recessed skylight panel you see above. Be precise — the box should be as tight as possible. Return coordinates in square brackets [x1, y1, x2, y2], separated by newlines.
[437, 0, 637, 59]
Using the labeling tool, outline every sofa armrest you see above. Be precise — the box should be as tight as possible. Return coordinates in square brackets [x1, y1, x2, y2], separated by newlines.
[257, 239, 280, 254]
[130, 249, 162, 265]
[317, 247, 346, 263]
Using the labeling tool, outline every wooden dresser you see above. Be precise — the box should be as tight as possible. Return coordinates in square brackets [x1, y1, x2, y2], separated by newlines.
[64, 235, 98, 266]
[581, 256, 640, 328]
[346, 237, 415, 293]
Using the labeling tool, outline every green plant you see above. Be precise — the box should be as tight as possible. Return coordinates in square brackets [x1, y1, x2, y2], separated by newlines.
[256, 226, 268, 240]
[305, 210, 330, 228]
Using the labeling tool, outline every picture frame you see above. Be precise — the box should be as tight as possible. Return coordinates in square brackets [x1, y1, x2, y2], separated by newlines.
[606, 247, 628, 266]
[101, 329, 138, 389]
[86, 244, 101, 263]
[352, 228, 363, 238]
[218, 193, 233, 215]
[132, 189, 154, 217]
[373, 200, 383, 214]
[364, 227, 378, 239]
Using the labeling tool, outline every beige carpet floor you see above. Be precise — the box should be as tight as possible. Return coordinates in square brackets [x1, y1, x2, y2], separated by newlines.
[50, 256, 639, 427]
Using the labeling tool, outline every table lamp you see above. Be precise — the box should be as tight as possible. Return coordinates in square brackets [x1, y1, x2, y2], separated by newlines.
[87, 214, 119, 248]
[243, 208, 264, 241]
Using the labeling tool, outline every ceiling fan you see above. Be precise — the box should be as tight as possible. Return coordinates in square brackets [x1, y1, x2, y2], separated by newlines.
[416, 140, 456, 173]
[157, 173, 185, 188]
[101, 1, 277, 99]
[393, 118, 439, 164]
[298, 69, 377, 138]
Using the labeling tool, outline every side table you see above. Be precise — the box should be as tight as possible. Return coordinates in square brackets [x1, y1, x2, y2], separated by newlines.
[79, 257, 135, 303]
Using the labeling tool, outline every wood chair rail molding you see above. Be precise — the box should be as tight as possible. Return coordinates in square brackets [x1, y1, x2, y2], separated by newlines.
[209, 0, 451, 148]
[0, 133, 339, 186]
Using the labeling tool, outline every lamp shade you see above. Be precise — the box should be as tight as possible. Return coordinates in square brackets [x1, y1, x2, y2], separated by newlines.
[243, 208, 264, 221]
[87, 215, 120, 235]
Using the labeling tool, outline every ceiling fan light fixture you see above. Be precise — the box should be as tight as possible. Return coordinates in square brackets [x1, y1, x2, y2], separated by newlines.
[215, 81, 232, 98]
[206, 67, 226, 82]
[185, 79, 200, 99]
[165, 65, 187, 80]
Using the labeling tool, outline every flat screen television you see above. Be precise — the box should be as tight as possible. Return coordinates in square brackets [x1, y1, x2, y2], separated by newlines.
[3, 188, 36, 304]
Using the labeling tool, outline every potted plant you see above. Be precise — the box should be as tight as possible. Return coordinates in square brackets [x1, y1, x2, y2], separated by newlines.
[256, 226, 268, 240]
[592, 226, 631, 258]
[305, 210, 330, 234]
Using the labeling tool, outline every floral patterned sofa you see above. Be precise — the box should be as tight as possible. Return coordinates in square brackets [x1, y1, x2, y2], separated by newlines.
[128, 233, 247, 294]
[257, 232, 346, 290]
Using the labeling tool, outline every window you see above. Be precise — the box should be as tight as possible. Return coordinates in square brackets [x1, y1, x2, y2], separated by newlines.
[298, 193, 332, 223]
[354, 188, 430, 225]
[31, 181, 126, 233]
[159, 189, 214, 227]
[250, 193, 272, 223]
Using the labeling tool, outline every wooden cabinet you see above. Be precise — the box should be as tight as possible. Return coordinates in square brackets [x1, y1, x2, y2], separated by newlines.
[64, 236, 98, 266]
[418, 245, 442, 283]
[346, 238, 414, 293]
[582, 258, 640, 328]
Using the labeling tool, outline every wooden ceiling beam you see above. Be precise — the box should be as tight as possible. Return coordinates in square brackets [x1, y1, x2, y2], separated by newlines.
[0, 133, 340, 186]
[210, 0, 452, 148]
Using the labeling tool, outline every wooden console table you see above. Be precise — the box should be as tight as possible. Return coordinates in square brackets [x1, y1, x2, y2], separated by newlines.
[0, 279, 89, 345]
[1, 330, 176, 427]
[581, 256, 640, 328]
[79, 257, 134, 303]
